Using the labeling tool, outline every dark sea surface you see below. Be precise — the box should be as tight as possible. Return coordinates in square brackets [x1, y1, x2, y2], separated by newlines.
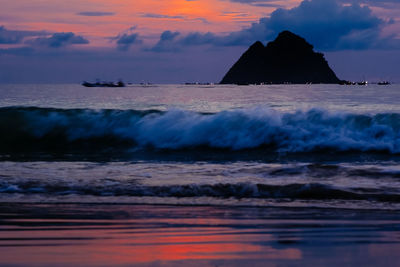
[1, 83, 400, 266]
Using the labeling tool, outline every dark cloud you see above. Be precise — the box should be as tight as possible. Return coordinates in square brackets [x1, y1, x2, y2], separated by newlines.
[109, 26, 143, 51]
[228, 0, 282, 7]
[223, 0, 390, 49]
[151, 0, 397, 51]
[141, 13, 209, 24]
[29, 32, 89, 48]
[160, 31, 181, 41]
[193, 17, 210, 24]
[150, 30, 247, 52]
[180, 32, 217, 46]
[257, 0, 385, 50]
[0, 26, 47, 44]
[221, 11, 251, 17]
[141, 13, 184, 19]
[114, 33, 142, 51]
[151, 31, 181, 52]
[77, 12, 115, 16]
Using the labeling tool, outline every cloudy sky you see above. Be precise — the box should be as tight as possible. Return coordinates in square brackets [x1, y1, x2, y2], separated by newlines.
[0, 0, 399, 83]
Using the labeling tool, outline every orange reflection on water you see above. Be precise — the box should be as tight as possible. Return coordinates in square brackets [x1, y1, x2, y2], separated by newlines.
[0, 218, 302, 266]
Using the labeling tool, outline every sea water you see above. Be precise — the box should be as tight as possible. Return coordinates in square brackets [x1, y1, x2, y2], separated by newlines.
[1, 83, 400, 209]
[2, 83, 400, 266]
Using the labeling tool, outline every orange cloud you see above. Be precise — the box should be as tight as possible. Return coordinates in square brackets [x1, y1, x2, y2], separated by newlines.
[1, 0, 284, 46]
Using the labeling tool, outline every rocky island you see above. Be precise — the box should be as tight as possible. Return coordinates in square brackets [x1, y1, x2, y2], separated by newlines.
[220, 31, 341, 84]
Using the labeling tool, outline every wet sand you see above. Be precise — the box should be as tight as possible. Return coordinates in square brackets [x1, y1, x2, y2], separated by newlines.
[1, 204, 400, 266]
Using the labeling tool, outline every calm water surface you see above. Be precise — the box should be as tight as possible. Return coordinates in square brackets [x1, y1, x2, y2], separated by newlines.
[1, 83, 400, 113]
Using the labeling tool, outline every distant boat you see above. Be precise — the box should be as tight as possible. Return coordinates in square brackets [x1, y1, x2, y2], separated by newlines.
[140, 82, 153, 87]
[339, 80, 356, 85]
[377, 81, 390, 85]
[357, 81, 368, 86]
[184, 82, 214, 85]
[82, 81, 125, 87]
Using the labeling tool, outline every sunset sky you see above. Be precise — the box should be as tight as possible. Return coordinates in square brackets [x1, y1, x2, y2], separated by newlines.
[0, 0, 399, 83]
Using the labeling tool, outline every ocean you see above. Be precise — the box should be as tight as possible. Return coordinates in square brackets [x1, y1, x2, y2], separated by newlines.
[1, 83, 400, 266]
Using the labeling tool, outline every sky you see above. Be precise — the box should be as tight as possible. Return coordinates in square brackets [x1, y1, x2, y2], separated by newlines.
[0, 0, 399, 83]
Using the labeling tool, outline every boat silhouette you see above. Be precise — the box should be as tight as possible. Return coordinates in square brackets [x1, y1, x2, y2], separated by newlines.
[377, 81, 390, 85]
[82, 80, 125, 87]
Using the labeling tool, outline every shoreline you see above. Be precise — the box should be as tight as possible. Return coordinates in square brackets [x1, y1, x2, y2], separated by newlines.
[1, 203, 400, 266]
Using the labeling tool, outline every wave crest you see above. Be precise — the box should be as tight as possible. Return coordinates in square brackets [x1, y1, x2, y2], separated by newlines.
[1, 106, 400, 153]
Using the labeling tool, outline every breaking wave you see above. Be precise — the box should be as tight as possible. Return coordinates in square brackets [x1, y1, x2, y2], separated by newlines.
[2, 106, 400, 153]
[1, 180, 399, 203]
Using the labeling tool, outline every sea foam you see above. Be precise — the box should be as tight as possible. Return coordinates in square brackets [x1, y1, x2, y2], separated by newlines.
[1, 106, 400, 153]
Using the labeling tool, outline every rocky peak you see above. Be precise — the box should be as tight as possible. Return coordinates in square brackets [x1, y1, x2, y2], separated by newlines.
[220, 31, 341, 84]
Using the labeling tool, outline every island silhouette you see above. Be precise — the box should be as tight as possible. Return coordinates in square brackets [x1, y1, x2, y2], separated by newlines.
[220, 31, 341, 85]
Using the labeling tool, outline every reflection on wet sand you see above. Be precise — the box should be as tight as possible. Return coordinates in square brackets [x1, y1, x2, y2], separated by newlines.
[0, 204, 400, 266]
